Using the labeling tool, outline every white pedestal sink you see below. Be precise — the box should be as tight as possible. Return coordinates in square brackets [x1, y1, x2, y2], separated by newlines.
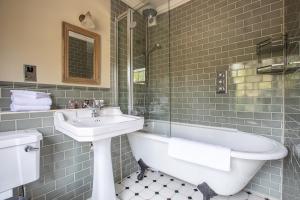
[54, 107, 144, 200]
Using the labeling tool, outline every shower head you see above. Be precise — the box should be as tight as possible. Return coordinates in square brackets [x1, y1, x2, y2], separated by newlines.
[148, 43, 162, 54]
[142, 8, 158, 19]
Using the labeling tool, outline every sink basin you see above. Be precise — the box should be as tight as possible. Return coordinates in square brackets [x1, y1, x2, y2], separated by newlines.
[54, 108, 144, 200]
[54, 109, 144, 142]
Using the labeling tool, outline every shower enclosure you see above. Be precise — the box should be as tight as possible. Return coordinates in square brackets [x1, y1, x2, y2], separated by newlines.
[115, 3, 171, 137]
[113, 1, 300, 199]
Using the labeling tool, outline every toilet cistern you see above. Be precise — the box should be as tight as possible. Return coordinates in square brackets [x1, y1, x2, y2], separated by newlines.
[0, 130, 42, 200]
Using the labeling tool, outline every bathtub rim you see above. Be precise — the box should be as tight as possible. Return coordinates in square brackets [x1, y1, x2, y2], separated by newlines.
[129, 129, 287, 161]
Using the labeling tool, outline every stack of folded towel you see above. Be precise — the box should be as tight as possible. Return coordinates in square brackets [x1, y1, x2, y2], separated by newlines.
[10, 90, 52, 112]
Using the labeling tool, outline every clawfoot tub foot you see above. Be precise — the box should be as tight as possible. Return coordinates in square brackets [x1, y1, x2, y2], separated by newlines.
[137, 159, 149, 180]
[197, 182, 217, 200]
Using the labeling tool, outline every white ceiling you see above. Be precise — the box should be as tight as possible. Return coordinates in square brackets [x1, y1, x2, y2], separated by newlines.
[150, 0, 169, 8]
[121, 0, 191, 14]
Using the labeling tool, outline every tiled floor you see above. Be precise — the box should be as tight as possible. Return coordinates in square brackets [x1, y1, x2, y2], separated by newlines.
[115, 170, 266, 200]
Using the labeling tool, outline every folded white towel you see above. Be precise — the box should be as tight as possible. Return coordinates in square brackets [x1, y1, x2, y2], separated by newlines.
[11, 95, 52, 106]
[10, 104, 51, 112]
[10, 90, 50, 99]
[168, 137, 231, 172]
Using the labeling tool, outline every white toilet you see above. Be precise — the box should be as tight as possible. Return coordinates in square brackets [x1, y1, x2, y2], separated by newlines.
[0, 130, 42, 200]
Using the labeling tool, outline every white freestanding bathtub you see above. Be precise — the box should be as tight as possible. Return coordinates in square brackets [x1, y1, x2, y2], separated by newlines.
[128, 120, 288, 197]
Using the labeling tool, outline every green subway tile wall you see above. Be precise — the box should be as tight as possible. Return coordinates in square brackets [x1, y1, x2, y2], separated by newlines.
[283, 0, 300, 200]
[147, 0, 284, 199]
[0, 81, 112, 111]
[1, 0, 299, 199]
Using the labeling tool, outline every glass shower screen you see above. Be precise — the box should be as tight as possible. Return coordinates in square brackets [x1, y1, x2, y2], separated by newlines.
[115, 5, 171, 137]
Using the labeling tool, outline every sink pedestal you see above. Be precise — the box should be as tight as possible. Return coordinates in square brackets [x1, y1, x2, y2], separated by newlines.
[92, 138, 116, 200]
[54, 109, 144, 200]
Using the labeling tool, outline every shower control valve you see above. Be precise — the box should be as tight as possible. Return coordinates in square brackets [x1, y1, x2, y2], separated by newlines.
[216, 70, 228, 94]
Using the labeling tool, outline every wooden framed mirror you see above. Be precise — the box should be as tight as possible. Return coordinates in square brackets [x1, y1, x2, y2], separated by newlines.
[63, 22, 100, 85]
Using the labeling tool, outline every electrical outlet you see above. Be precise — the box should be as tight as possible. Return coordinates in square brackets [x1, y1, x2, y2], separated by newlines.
[24, 64, 37, 82]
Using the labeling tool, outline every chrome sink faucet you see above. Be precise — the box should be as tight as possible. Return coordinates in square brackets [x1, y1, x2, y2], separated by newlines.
[91, 108, 98, 118]
[82, 99, 105, 118]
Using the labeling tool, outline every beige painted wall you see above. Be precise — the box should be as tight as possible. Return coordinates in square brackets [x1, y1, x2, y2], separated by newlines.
[0, 0, 111, 88]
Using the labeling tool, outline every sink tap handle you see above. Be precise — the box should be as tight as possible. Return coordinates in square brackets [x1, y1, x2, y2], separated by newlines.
[82, 100, 89, 108]
[83, 99, 96, 108]
[95, 99, 105, 109]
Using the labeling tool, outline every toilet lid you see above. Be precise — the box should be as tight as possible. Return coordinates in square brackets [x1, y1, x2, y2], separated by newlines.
[0, 130, 42, 149]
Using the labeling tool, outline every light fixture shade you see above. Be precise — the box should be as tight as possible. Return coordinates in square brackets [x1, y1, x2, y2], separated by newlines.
[79, 12, 96, 29]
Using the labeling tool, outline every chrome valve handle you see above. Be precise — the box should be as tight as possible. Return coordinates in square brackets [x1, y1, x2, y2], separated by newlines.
[25, 146, 39, 152]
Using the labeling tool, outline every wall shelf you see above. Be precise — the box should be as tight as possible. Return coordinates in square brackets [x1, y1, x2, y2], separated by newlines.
[256, 35, 300, 75]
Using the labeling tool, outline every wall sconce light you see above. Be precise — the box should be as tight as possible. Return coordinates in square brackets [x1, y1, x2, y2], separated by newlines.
[79, 11, 96, 29]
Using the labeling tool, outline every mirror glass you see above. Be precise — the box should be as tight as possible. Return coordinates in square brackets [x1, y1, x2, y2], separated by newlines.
[68, 31, 95, 79]
[63, 22, 100, 85]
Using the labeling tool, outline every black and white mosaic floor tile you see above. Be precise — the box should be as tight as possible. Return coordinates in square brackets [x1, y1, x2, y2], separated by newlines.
[116, 170, 266, 200]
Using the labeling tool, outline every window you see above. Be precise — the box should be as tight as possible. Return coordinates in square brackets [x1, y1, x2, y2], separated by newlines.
[133, 68, 145, 84]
